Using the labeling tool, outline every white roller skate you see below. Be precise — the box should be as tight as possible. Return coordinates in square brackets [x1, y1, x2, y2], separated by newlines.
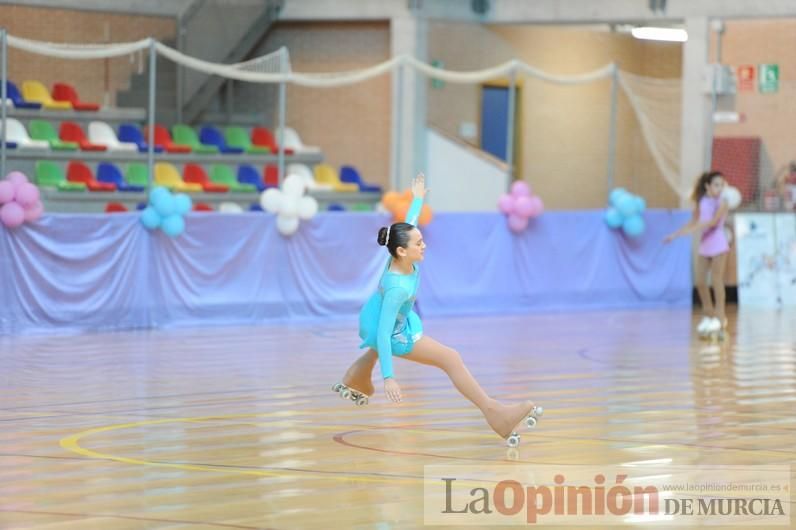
[505, 405, 543, 448]
[696, 316, 711, 336]
[332, 382, 370, 406]
[701, 317, 724, 342]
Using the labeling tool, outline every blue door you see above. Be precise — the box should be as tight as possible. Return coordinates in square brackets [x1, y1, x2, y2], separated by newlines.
[480, 85, 509, 161]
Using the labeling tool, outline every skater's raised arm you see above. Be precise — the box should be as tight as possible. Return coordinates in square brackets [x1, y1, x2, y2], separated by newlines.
[405, 173, 427, 225]
[695, 199, 729, 232]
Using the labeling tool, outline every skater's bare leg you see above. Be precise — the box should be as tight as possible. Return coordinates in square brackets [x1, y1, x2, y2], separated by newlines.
[401, 336, 535, 438]
[695, 255, 715, 319]
[710, 253, 728, 326]
[341, 348, 377, 396]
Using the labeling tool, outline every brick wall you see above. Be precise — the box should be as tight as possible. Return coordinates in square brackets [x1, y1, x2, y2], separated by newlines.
[429, 22, 683, 210]
[235, 21, 392, 189]
[0, 4, 175, 106]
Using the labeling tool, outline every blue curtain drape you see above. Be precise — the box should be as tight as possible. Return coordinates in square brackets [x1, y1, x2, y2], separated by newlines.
[0, 210, 692, 335]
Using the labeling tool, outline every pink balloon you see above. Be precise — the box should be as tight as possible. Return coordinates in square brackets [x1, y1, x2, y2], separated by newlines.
[0, 180, 14, 204]
[507, 213, 529, 233]
[514, 195, 534, 218]
[511, 180, 531, 197]
[15, 182, 40, 207]
[529, 196, 544, 217]
[1, 202, 25, 228]
[23, 200, 43, 223]
[6, 171, 28, 186]
[497, 194, 515, 214]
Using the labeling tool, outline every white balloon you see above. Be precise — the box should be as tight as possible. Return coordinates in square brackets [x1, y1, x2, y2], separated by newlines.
[260, 188, 282, 213]
[721, 185, 742, 210]
[281, 195, 299, 218]
[219, 201, 243, 213]
[276, 214, 300, 236]
[282, 174, 305, 197]
[297, 196, 319, 220]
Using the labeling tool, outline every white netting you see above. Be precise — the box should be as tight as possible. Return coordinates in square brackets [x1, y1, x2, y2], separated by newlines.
[7, 35, 150, 59]
[6, 36, 616, 87]
[3, 33, 687, 199]
[232, 46, 291, 74]
[618, 71, 685, 198]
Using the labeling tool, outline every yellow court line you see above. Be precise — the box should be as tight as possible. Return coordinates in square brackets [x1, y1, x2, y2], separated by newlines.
[60, 412, 794, 487]
[58, 412, 457, 485]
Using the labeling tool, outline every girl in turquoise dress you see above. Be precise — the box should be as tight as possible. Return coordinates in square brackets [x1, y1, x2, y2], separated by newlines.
[333, 174, 541, 446]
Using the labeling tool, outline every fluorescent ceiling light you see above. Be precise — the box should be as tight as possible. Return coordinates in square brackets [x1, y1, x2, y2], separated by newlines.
[631, 26, 687, 42]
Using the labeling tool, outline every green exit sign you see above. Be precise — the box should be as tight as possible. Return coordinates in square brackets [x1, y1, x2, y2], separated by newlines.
[759, 64, 779, 93]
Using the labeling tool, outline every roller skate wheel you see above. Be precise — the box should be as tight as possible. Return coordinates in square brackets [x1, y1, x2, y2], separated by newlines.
[356, 396, 368, 406]
[526, 416, 537, 428]
[506, 433, 520, 448]
[533, 405, 543, 417]
[340, 389, 351, 399]
[332, 383, 343, 393]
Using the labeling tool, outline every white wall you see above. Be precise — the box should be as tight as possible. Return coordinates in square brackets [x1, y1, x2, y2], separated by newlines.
[426, 128, 509, 212]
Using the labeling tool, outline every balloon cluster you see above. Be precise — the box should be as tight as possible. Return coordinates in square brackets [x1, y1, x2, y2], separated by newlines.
[260, 174, 319, 236]
[0, 171, 43, 228]
[604, 188, 646, 238]
[140, 186, 193, 238]
[498, 180, 544, 233]
[380, 189, 433, 225]
[721, 185, 742, 210]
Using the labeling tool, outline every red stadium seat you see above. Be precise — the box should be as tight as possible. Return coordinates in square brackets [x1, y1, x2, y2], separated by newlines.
[252, 127, 294, 155]
[145, 124, 192, 153]
[183, 164, 230, 193]
[105, 202, 129, 213]
[67, 161, 116, 191]
[60, 121, 107, 151]
[52, 83, 100, 111]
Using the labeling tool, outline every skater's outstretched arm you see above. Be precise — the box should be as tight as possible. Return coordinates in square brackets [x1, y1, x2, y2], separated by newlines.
[377, 286, 410, 401]
[665, 200, 729, 243]
[664, 207, 699, 243]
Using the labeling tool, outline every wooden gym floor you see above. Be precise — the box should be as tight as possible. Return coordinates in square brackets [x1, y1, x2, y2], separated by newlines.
[0, 305, 794, 529]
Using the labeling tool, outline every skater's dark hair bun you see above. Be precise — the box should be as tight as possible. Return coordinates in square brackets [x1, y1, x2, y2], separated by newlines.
[377, 222, 415, 258]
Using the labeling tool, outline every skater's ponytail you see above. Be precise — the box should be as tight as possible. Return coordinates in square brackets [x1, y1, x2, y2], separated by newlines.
[378, 222, 414, 258]
[691, 171, 723, 203]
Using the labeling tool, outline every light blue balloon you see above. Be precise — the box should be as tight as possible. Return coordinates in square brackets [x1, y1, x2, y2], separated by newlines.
[149, 186, 170, 207]
[174, 194, 192, 215]
[153, 193, 176, 217]
[622, 214, 645, 238]
[161, 214, 185, 238]
[140, 206, 162, 230]
[609, 187, 628, 207]
[635, 196, 647, 214]
[616, 194, 638, 218]
[604, 207, 623, 229]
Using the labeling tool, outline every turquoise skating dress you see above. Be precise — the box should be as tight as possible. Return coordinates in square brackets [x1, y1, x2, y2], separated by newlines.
[358, 197, 424, 380]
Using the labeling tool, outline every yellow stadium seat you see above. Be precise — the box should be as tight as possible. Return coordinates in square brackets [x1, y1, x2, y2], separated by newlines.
[154, 162, 202, 192]
[21, 80, 72, 110]
[313, 164, 358, 192]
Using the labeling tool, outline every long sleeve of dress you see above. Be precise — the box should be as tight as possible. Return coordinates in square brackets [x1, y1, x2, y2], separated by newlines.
[406, 197, 423, 225]
[376, 287, 410, 379]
